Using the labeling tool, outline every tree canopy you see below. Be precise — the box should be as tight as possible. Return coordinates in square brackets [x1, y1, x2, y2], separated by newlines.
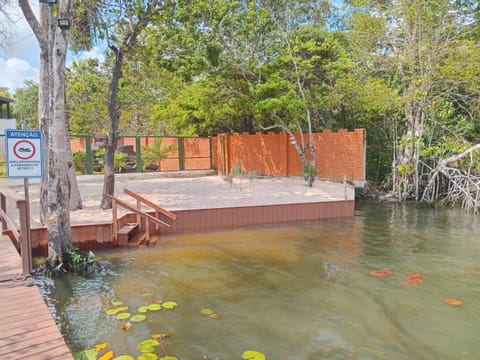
[10, 0, 480, 209]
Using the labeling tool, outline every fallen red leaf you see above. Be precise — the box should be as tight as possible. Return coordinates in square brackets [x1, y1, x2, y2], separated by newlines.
[407, 277, 423, 283]
[444, 297, 462, 306]
[370, 269, 392, 277]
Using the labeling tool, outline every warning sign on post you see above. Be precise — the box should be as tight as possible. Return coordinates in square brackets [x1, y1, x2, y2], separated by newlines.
[6, 129, 44, 178]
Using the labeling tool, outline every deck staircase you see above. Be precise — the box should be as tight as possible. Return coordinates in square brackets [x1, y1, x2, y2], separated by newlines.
[107, 189, 177, 247]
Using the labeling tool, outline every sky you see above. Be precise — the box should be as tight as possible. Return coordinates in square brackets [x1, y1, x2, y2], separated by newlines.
[0, 2, 40, 95]
[0, 1, 103, 96]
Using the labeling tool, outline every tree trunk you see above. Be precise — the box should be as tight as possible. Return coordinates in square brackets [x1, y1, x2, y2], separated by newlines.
[47, 7, 72, 259]
[101, 49, 123, 209]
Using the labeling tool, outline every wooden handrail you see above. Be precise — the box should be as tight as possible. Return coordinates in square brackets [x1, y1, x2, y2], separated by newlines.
[0, 190, 32, 274]
[123, 188, 177, 220]
[0, 207, 20, 251]
[106, 194, 170, 227]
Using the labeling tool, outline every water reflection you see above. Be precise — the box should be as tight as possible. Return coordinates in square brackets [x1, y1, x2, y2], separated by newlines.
[35, 203, 480, 359]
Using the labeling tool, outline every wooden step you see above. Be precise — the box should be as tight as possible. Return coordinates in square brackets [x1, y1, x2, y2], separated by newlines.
[127, 231, 146, 247]
[117, 223, 138, 246]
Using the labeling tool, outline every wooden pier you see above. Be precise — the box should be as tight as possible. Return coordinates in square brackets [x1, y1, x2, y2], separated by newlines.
[0, 236, 73, 360]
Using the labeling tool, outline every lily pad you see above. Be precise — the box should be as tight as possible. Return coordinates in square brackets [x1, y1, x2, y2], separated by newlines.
[106, 308, 119, 315]
[200, 308, 214, 315]
[131, 314, 147, 322]
[162, 301, 177, 309]
[112, 356, 134, 360]
[116, 312, 132, 320]
[115, 306, 129, 312]
[137, 339, 160, 353]
[142, 293, 154, 298]
[111, 300, 123, 306]
[138, 353, 159, 360]
[147, 304, 162, 311]
[159, 357, 178, 360]
[138, 306, 149, 313]
[242, 350, 266, 360]
[76, 349, 97, 360]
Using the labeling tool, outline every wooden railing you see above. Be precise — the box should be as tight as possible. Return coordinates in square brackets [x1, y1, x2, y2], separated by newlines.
[107, 189, 176, 246]
[0, 190, 32, 274]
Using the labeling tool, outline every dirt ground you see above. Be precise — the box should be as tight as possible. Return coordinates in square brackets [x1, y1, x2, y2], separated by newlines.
[2, 170, 354, 227]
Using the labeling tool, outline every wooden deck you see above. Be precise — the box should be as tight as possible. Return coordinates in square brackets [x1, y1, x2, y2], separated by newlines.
[0, 236, 73, 360]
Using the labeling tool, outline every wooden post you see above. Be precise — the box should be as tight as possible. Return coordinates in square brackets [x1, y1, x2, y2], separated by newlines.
[0, 192, 6, 230]
[17, 199, 32, 274]
[85, 135, 93, 174]
[112, 198, 118, 245]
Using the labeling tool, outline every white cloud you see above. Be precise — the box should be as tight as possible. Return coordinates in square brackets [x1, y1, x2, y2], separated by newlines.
[0, 57, 38, 94]
[0, 2, 40, 94]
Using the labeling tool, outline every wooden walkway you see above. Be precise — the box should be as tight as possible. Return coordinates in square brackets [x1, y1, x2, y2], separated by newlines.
[0, 236, 73, 360]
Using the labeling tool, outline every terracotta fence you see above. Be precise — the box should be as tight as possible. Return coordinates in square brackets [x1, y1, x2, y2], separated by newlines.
[69, 129, 365, 182]
[214, 129, 365, 182]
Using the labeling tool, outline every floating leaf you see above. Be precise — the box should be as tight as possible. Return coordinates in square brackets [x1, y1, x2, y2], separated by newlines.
[369, 269, 392, 277]
[106, 308, 119, 315]
[112, 300, 123, 306]
[137, 339, 160, 353]
[407, 277, 423, 284]
[210, 313, 220, 319]
[162, 301, 177, 309]
[77, 349, 97, 360]
[138, 353, 159, 360]
[153, 298, 162, 304]
[115, 306, 129, 312]
[138, 306, 149, 313]
[116, 312, 132, 320]
[147, 304, 162, 311]
[151, 333, 169, 340]
[120, 322, 132, 332]
[94, 342, 109, 352]
[159, 357, 178, 360]
[112, 356, 134, 360]
[131, 314, 147, 322]
[242, 350, 266, 360]
[98, 350, 114, 360]
[444, 297, 462, 306]
[200, 308, 214, 315]
[142, 293, 154, 298]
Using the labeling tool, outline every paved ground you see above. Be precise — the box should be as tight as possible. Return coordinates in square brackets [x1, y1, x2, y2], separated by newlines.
[2, 171, 354, 226]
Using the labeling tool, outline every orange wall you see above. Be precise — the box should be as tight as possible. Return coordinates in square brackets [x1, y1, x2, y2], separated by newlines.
[216, 129, 365, 182]
[69, 130, 365, 181]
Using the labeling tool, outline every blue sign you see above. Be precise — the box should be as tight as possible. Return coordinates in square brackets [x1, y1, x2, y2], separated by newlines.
[5, 129, 44, 178]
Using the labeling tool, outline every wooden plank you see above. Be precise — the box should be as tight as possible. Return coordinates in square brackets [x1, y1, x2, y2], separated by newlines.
[0, 235, 73, 360]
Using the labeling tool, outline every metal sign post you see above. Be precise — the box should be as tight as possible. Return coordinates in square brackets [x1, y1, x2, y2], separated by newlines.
[5, 129, 44, 274]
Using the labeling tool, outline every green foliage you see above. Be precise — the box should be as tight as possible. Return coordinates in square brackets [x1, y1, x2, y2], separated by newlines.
[67, 58, 109, 135]
[72, 151, 87, 175]
[42, 246, 99, 276]
[302, 162, 318, 187]
[142, 139, 176, 170]
[95, 148, 128, 172]
[12, 80, 39, 129]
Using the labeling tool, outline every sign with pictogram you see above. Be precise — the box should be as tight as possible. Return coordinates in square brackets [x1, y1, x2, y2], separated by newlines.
[6, 129, 44, 178]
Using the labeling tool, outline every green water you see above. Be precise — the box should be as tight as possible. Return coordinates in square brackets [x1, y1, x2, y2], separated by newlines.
[35, 203, 480, 360]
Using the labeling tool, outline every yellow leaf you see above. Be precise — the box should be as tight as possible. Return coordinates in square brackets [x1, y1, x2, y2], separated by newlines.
[94, 342, 109, 352]
[98, 350, 114, 360]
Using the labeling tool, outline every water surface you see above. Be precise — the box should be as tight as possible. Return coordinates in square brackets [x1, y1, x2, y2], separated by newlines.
[35, 203, 480, 359]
